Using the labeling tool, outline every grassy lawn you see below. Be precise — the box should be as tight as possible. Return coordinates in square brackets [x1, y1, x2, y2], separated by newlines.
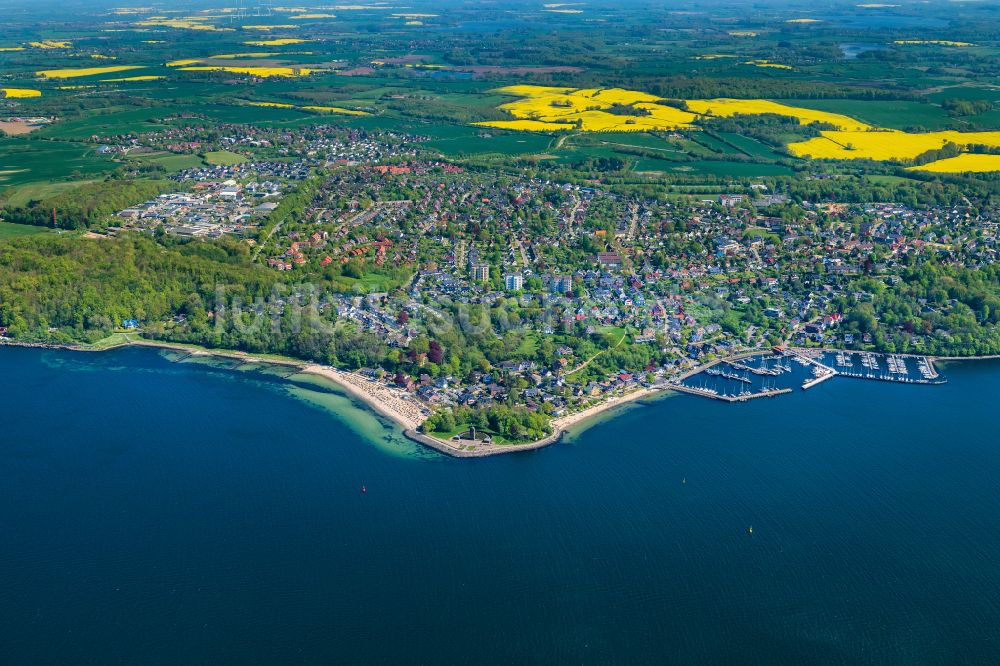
[514, 331, 539, 357]
[88, 332, 133, 349]
[204, 150, 248, 166]
[427, 423, 521, 446]
[0, 222, 50, 239]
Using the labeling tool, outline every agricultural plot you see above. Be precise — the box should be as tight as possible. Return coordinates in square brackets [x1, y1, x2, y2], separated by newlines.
[777, 99, 957, 131]
[37, 106, 178, 140]
[1, 180, 96, 206]
[632, 158, 794, 177]
[714, 132, 784, 159]
[423, 128, 553, 157]
[551, 143, 637, 164]
[0, 222, 51, 239]
[788, 130, 1000, 161]
[473, 86, 1000, 171]
[690, 132, 739, 155]
[909, 154, 1000, 174]
[133, 153, 205, 172]
[0, 139, 116, 189]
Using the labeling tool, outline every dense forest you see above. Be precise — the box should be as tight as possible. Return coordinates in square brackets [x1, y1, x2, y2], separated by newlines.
[0, 235, 276, 342]
[422, 404, 552, 442]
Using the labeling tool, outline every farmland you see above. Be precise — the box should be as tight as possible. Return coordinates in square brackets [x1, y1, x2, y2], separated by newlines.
[788, 130, 1000, 161]
[0, 0, 996, 201]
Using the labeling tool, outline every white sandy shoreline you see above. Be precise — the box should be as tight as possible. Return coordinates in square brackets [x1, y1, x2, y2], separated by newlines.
[299, 364, 425, 432]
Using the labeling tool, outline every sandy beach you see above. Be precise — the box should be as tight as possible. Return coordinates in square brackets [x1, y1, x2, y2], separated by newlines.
[550, 386, 659, 432]
[301, 364, 426, 431]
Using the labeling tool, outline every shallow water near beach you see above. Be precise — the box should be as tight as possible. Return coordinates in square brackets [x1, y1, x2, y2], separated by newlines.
[2, 346, 1000, 663]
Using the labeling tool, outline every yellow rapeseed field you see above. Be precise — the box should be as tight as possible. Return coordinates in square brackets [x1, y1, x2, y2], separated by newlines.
[291, 13, 336, 19]
[1, 88, 42, 98]
[477, 85, 1000, 171]
[243, 38, 312, 46]
[894, 40, 974, 47]
[179, 66, 316, 77]
[103, 75, 165, 82]
[29, 40, 71, 49]
[37, 65, 145, 79]
[741, 60, 794, 69]
[302, 105, 369, 116]
[909, 154, 1000, 173]
[0, 46, 26, 51]
[483, 88, 876, 133]
[136, 18, 233, 31]
[788, 130, 1000, 161]
[246, 101, 367, 115]
[684, 99, 870, 130]
[477, 119, 576, 131]
[474, 86, 699, 132]
[209, 52, 280, 58]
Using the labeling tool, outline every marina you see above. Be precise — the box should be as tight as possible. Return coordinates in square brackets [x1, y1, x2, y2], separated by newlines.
[828, 350, 945, 385]
[676, 348, 944, 402]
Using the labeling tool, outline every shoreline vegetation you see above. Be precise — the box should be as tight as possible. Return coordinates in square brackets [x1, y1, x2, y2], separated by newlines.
[0, 336, 983, 457]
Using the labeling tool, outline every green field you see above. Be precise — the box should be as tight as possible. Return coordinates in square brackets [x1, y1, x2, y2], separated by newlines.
[0, 222, 51, 239]
[778, 99, 957, 131]
[1, 180, 97, 206]
[0, 139, 117, 189]
[633, 158, 794, 176]
[689, 132, 738, 155]
[424, 129, 554, 157]
[204, 150, 248, 166]
[715, 132, 784, 159]
[134, 153, 205, 172]
[37, 106, 179, 140]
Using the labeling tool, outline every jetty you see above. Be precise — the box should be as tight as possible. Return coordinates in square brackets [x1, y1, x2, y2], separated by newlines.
[666, 380, 792, 402]
[786, 348, 838, 389]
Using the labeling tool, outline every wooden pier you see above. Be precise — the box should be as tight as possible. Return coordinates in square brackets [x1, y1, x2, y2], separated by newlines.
[802, 371, 836, 390]
[666, 381, 793, 402]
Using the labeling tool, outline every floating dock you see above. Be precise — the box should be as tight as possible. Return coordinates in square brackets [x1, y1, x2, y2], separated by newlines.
[784, 348, 838, 389]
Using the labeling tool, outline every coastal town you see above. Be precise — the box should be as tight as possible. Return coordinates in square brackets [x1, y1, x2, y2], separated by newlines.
[85, 125, 998, 453]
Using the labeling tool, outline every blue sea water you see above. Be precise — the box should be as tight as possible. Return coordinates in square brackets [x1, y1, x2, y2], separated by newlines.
[2, 346, 1000, 664]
